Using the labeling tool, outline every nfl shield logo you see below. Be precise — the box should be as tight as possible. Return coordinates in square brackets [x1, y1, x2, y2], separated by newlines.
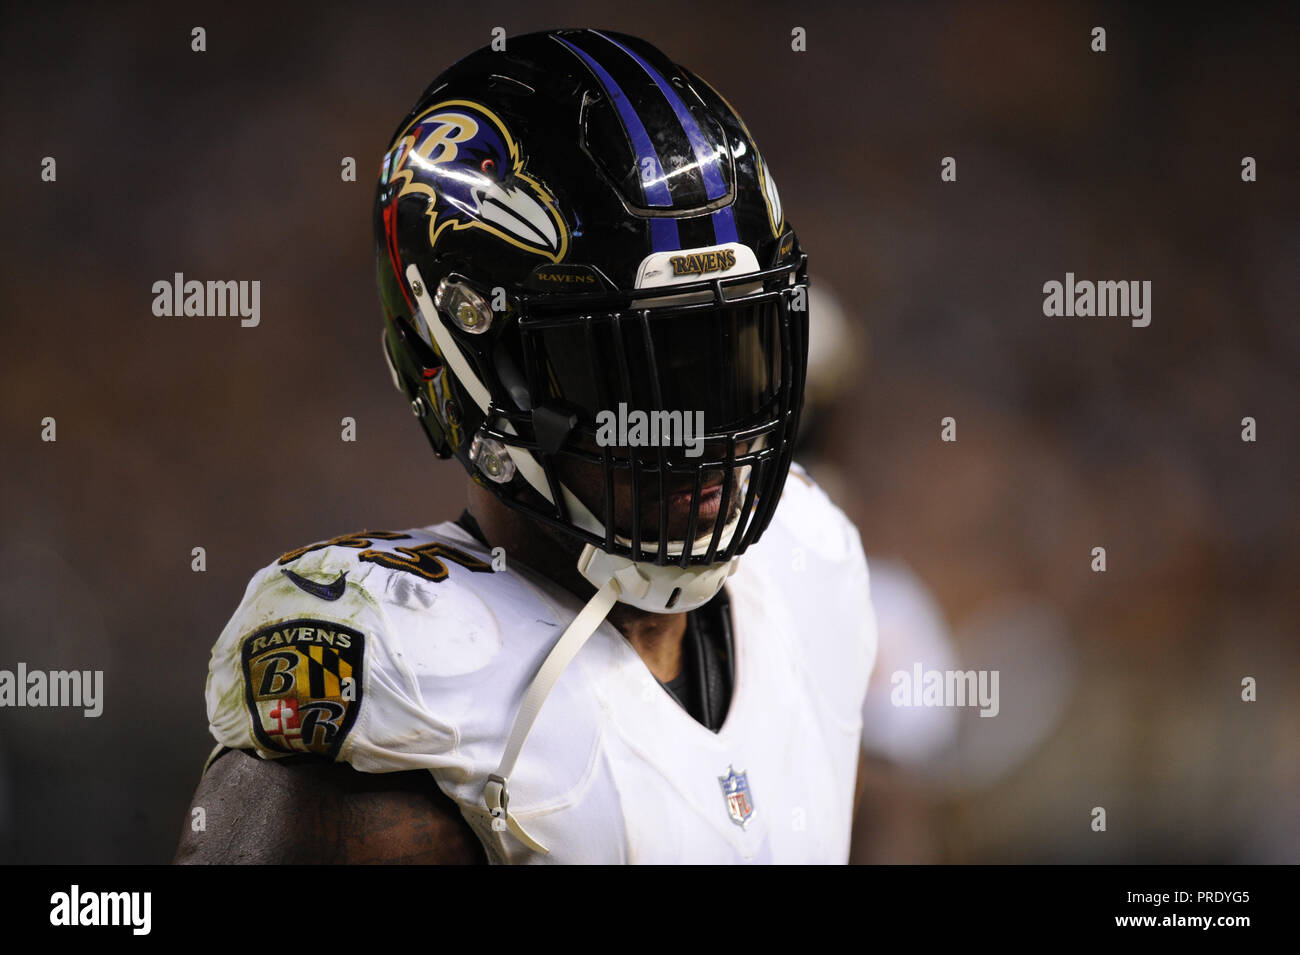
[718, 765, 755, 829]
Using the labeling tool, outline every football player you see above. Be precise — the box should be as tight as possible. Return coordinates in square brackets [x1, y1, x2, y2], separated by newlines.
[175, 28, 877, 864]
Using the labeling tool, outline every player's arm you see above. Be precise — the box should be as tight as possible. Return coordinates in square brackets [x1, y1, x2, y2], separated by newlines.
[173, 749, 486, 864]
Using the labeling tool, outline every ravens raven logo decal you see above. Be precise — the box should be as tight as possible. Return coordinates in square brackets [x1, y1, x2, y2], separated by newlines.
[382, 99, 568, 262]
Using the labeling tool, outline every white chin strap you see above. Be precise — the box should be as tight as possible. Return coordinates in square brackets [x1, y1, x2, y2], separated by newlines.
[483, 546, 738, 853]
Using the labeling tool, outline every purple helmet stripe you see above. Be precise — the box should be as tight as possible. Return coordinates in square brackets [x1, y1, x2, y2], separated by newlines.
[650, 218, 679, 253]
[593, 30, 738, 244]
[555, 36, 675, 206]
[710, 207, 739, 244]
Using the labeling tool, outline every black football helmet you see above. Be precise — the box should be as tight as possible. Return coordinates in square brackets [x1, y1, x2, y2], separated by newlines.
[375, 28, 808, 613]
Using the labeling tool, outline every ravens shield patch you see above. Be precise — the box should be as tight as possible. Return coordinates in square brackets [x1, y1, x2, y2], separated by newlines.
[240, 619, 364, 758]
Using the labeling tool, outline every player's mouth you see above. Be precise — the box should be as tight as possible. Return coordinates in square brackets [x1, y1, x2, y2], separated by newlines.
[668, 481, 725, 525]
[660, 476, 729, 533]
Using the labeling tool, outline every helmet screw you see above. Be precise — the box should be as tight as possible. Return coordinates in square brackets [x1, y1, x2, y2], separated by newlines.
[411, 280, 424, 298]
[410, 396, 428, 418]
[457, 302, 480, 328]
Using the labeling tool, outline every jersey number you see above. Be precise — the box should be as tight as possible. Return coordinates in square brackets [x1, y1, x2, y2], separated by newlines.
[279, 531, 491, 583]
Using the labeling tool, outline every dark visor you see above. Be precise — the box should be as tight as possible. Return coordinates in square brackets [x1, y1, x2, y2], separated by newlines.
[506, 298, 783, 441]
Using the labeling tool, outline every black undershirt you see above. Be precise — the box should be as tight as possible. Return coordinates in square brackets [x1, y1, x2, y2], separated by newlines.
[455, 510, 735, 733]
[658, 587, 734, 732]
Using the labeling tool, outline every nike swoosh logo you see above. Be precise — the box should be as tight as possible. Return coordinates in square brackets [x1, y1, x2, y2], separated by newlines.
[281, 568, 347, 601]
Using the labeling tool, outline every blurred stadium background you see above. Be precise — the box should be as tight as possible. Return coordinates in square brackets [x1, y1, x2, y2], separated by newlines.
[0, 2, 1295, 863]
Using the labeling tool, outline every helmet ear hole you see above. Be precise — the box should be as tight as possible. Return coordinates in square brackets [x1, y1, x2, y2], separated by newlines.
[381, 328, 404, 394]
[390, 313, 444, 377]
[384, 320, 454, 460]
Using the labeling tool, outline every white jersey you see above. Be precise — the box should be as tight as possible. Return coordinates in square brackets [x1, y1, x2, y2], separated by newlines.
[206, 464, 877, 864]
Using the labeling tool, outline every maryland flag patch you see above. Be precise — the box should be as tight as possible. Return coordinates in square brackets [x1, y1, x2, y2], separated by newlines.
[240, 619, 365, 758]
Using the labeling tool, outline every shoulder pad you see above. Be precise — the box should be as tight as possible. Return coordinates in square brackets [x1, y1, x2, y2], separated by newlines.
[205, 526, 499, 768]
